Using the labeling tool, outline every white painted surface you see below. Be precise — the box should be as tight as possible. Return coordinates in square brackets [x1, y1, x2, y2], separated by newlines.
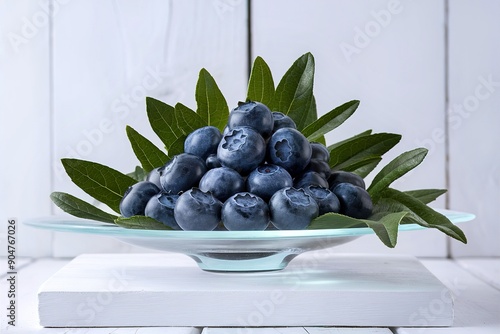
[448, 0, 500, 257]
[456, 258, 500, 291]
[0, 1, 53, 257]
[203, 328, 392, 334]
[38, 253, 452, 327]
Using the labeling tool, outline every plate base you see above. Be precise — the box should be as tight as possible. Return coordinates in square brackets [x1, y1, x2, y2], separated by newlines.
[38, 252, 454, 327]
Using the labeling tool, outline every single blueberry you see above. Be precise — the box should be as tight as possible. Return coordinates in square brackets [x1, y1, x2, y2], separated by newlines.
[332, 183, 373, 219]
[205, 154, 222, 169]
[145, 193, 180, 229]
[146, 166, 163, 189]
[174, 188, 222, 231]
[310, 142, 330, 162]
[184, 126, 222, 160]
[293, 171, 329, 189]
[304, 185, 340, 215]
[246, 164, 293, 202]
[217, 127, 266, 175]
[267, 128, 312, 176]
[328, 170, 366, 190]
[222, 192, 270, 231]
[269, 187, 319, 230]
[199, 167, 245, 202]
[272, 111, 297, 132]
[160, 153, 207, 194]
[227, 101, 274, 139]
[119, 181, 160, 217]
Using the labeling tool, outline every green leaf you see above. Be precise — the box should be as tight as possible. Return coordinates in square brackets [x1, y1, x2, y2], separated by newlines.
[196, 68, 228, 131]
[368, 148, 428, 198]
[115, 216, 173, 230]
[270, 52, 315, 130]
[404, 189, 447, 204]
[247, 56, 275, 106]
[308, 211, 406, 248]
[379, 188, 467, 243]
[174, 103, 206, 135]
[50, 192, 118, 224]
[308, 212, 366, 229]
[126, 166, 148, 182]
[347, 156, 382, 178]
[329, 133, 401, 171]
[146, 97, 183, 151]
[167, 135, 187, 157]
[327, 129, 372, 152]
[304, 95, 319, 131]
[126, 125, 169, 172]
[302, 100, 360, 141]
[61, 158, 136, 214]
[363, 211, 407, 248]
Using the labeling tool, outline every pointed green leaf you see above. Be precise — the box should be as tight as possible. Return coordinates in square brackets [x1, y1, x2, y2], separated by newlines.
[379, 188, 467, 243]
[115, 216, 173, 230]
[126, 166, 148, 182]
[302, 100, 360, 141]
[174, 103, 206, 135]
[404, 189, 447, 204]
[146, 97, 183, 150]
[167, 135, 187, 157]
[50, 192, 118, 224]
[247, 56, 275, 106]
[126, 126, 169, 172]
[196, 68, 228, 131]
[61, 158, 136, 214]
[368, 148, 428, 198]
[304, 95, 318, 130]
[363, 211, 407, 248]
[270, 52, 315, 130]
[329, 133, 401, 171]
[348, 156, 382, 178]
[327, 129, 372, 152]
[308, 212, 366, 229]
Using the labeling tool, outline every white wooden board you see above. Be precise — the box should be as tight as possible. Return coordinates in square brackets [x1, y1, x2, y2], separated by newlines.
[203, 328, 392, 334]
[38, 253, 453, 327]
[456, 258, 500, 291]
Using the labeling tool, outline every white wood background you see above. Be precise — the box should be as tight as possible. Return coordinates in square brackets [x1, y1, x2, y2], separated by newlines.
[1, 0, 499, 258]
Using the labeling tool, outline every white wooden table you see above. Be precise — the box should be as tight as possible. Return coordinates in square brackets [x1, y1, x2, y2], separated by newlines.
[1, 255, 499, 333]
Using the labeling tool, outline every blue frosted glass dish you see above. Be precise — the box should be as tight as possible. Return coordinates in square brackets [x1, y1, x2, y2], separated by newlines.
[25, 209, 474, 272]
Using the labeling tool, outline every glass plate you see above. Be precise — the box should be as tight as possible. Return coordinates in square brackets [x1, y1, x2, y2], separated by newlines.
[25, 209, 474, 272]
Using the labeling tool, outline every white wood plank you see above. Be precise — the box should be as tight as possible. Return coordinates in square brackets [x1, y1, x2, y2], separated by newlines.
[0, 257, 34, 278]
[393, 259, 500, 333]
[51, 0, 248, 257]
[0, 1, 53, 257]
[38, 253, 452, 327]
[456, 258, 500, 291]
[448, 1, 500, 257]
[252, 0, 448, 256]
[203, 328, 392, 334]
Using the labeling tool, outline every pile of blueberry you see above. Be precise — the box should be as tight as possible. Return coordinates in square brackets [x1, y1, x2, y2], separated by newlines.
[119, 101, 373, 231]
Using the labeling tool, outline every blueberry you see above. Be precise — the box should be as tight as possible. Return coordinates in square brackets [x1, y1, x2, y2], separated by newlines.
[303, 159, 332, 180]
[184, 126, 222, 160]
[227, 101, 274, 139]
[272, 112, 297, 132]
[332, 183, 372, 219]
[304, 185, 340, 215]
[199, 167, 245, 202]
[222, 192, 270, 231]
[119, 181, 160, 217]
[145, 193, 180, 229]
[146, 166, 163, 189]
[267, 128, 312, 176]
[246, 164, 293, 202]
[205, 154, 222, 169]
[310, 142, 330, 162]
[269, 187, 319, 230]
[174, 188, 222, 231]
[160, 153, 207, 194]
[328, 170, 366, 190]
[293, 171, 329, 189]
[217, 127, 266, 175]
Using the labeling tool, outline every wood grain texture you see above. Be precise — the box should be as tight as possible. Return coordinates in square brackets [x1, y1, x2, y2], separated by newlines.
[38, 253, 452, 327]
[0, 1, 54, 257]
[251, 0, 448, 256]
[448, 0, 500, 257]
[456, 258, 500, 291]
[51, 0, 248, 256]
